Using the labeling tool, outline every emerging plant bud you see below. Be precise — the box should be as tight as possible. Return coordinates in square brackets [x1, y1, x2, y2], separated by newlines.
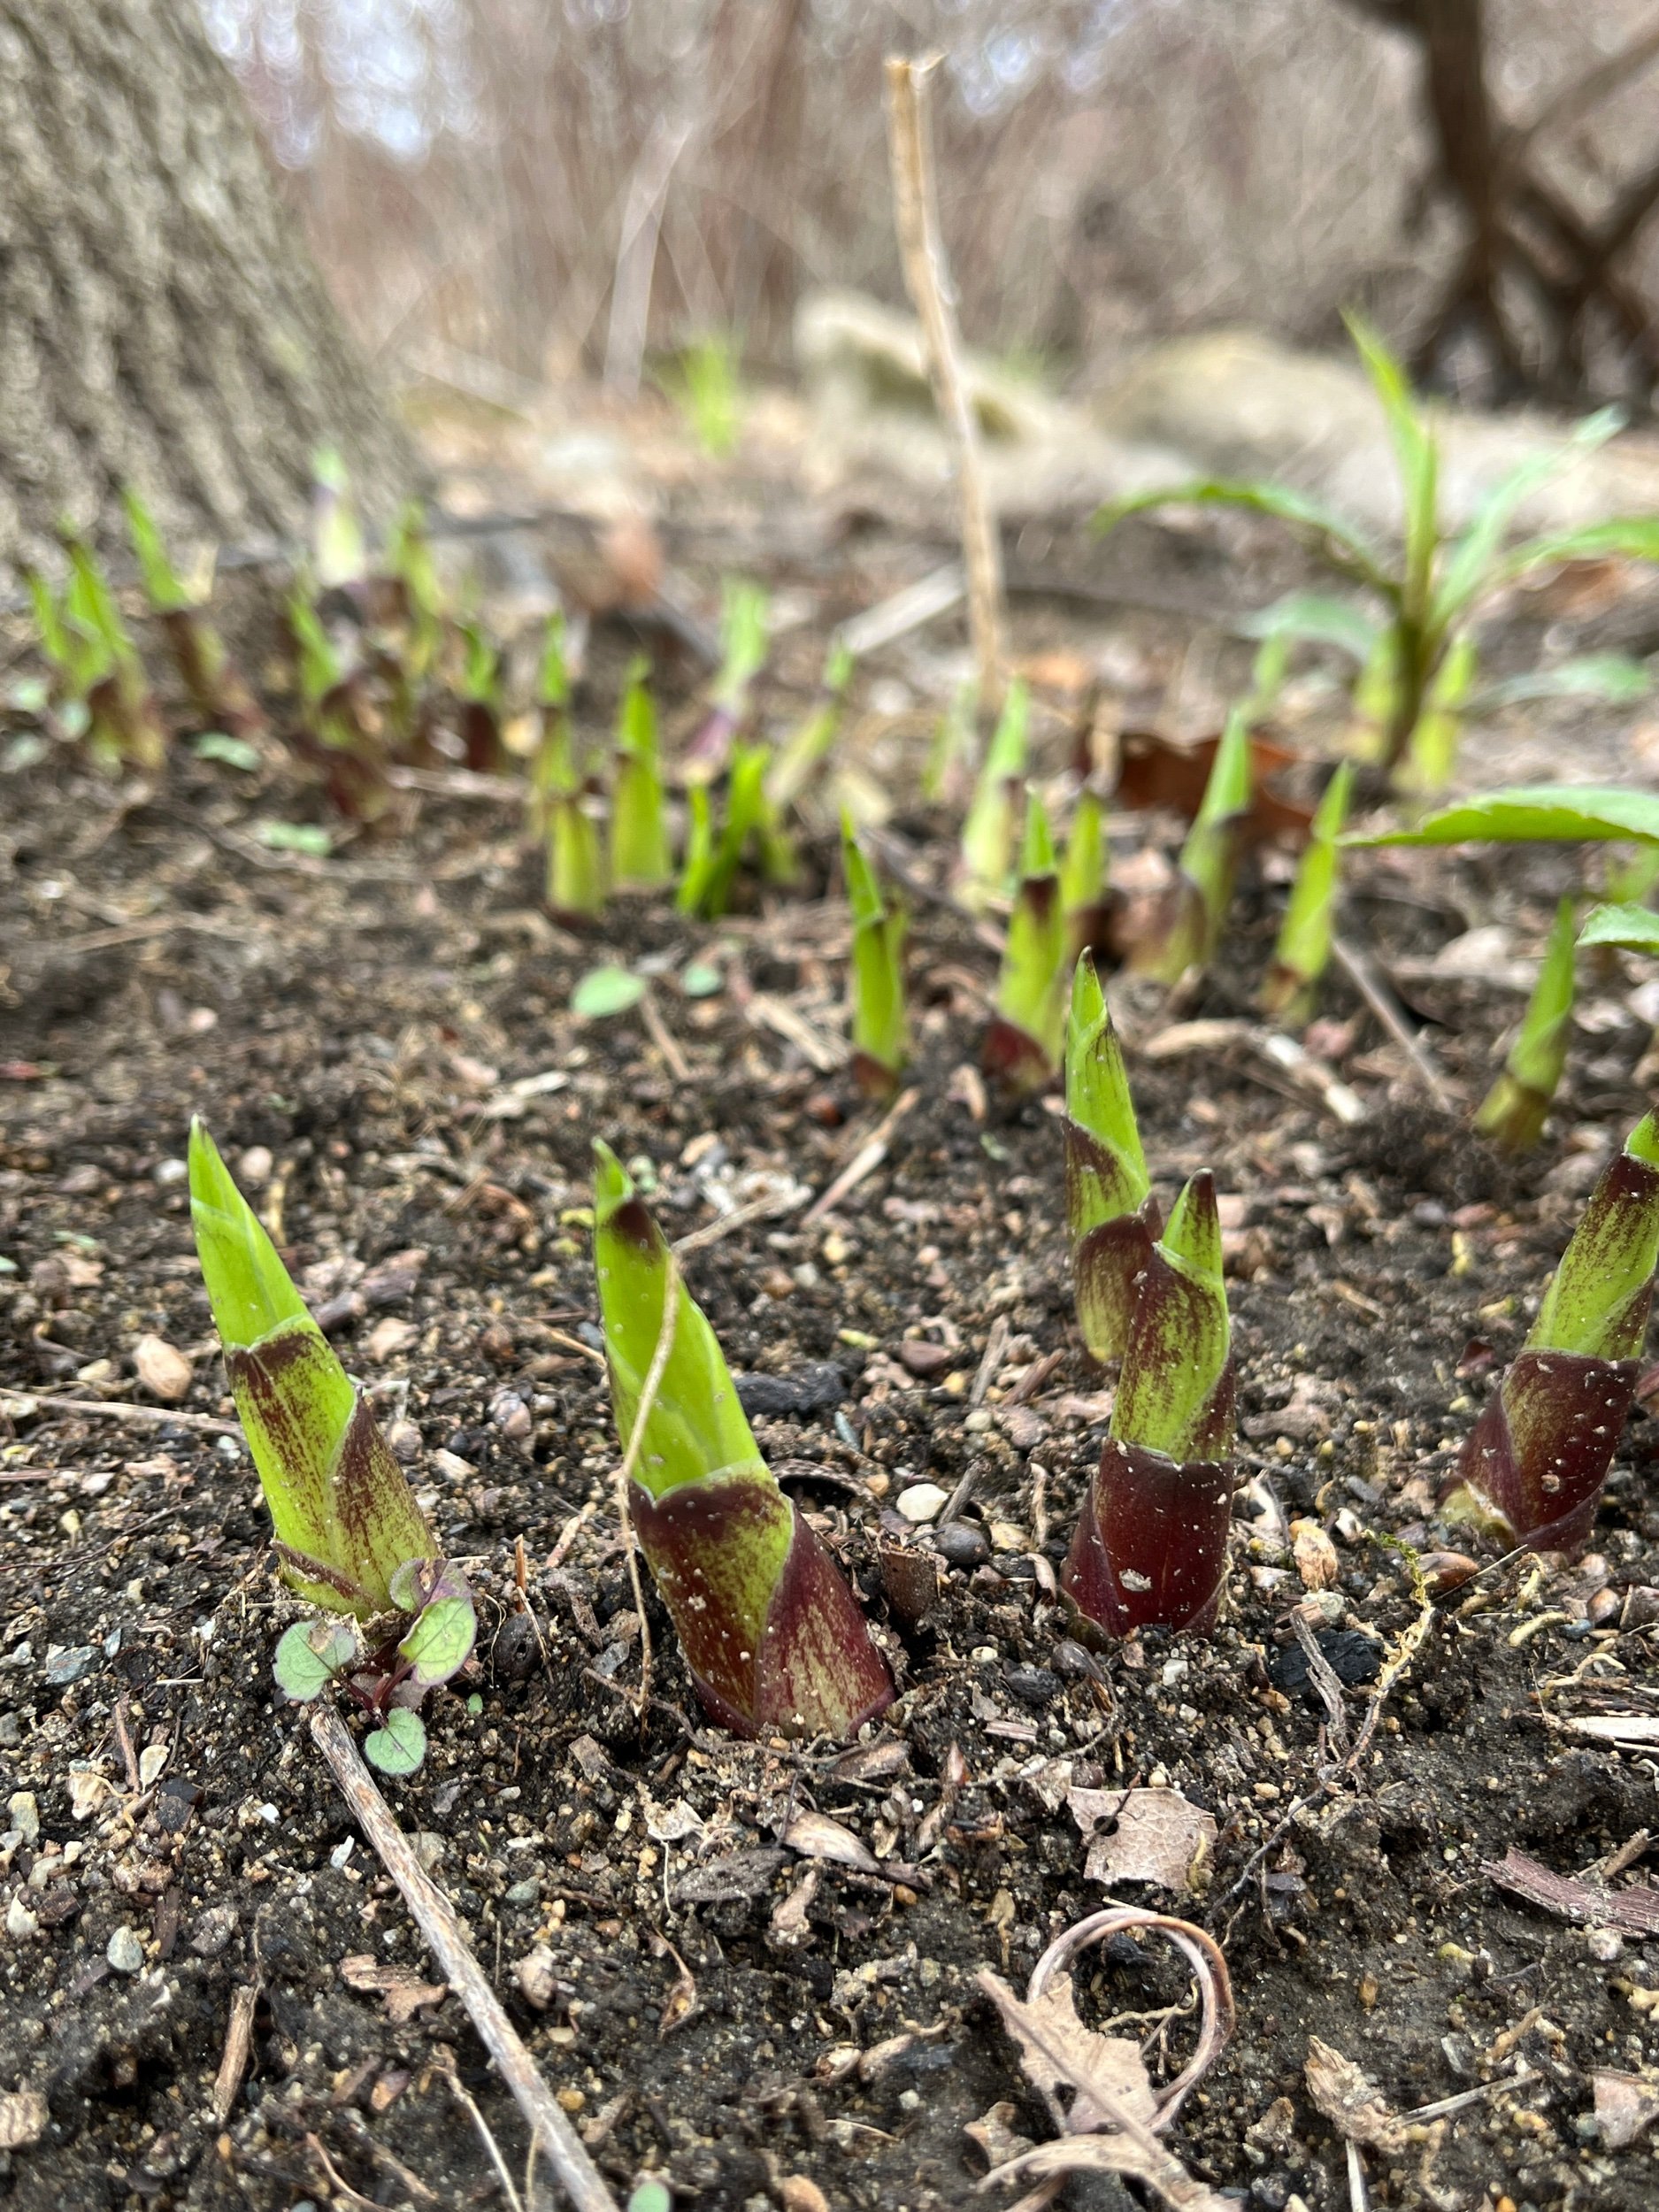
[124, 487, 264, 738]
[958, 678, 1029, 909]
[1133, 706, 1253, 984]
[1061, 783, 1112, 957]
[1064, 951, 1156, 1361]
[535, 709, 607, 919]
[1064, 1171, 1237, 1635]
[1260, 762, 1353, 1026]
[593, 1143, 892, 1739]
[1447, 1112, 1659, 1551]
[611, 657, 672, 889]
[842, 816, 909, 1099]
[983, 788, 1066, 1092]
[1473, 897, 1576, 1154]
[189, 1119, 434, 1617]
[684, 580, 769, 781]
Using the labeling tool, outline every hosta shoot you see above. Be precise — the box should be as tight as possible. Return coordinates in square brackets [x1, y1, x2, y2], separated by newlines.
[1260, 762, 1354, 1025]
[1064, 951, 1156, 1362]
[1061, 781, 1110, 956]
[288, 588, 390, 819]
[1447, 1113, 1659, 1552]
[611, 657, 672, 888]
[768, 640, 854, 811]
[678, 742, 785, 916]
[1064, 1171, 1236, 1636]
[457, 618, 508, 774]
[593, 1143, 893, 1738]
[684, 580, 769, 780]
[843, 816, 909, 1098]
[311, 446, 368, 596]
[1473, 897, 1576, 1154]
[190, 1120, 472, 1773]
[983, 788, 1065, 1091]
[539, 713, 606, 918]
[1100, 316, 1652, 781]
[384, 502, 444, 680]
[123, 487, 263, 736]
[959, 676, 1029, 908]
[1133, 703, 1252, 983]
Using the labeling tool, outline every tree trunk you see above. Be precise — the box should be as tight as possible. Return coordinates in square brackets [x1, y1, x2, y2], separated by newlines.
[0, 0, 413, 588]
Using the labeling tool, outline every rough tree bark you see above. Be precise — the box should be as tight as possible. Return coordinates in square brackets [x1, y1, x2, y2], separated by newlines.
[0, 0, 413, 588]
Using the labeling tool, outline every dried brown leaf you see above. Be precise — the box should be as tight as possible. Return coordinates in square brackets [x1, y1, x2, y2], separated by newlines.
[964, 2100, 1035, 2171]
[1304, 2037, 1407, 2151]
[781, 1810, 880, 1873]
[339, 1955, 448, 2022]
[1069, 1786, 1217, 1895]
[978, 1967, 1158, 2137]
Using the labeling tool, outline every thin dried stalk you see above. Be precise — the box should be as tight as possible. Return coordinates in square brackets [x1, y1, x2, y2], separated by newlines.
[884, 54, 1006, 710]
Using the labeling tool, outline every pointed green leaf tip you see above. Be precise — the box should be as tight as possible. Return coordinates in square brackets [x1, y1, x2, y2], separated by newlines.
[1528, 1111, 1659, 1360]
[842, 812, 883, 928]
[1065, 952, 1148, 1216]
[1111, 1171, 1233, 1463]
[188, 1118, 308, 1350]
[190, 1117, 434, 1617]
[1019, 785, 1056, 879]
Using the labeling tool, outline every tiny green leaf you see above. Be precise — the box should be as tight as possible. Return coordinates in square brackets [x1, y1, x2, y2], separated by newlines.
[959, 678, 1029, 904]
[256, 819, 333, 856]
[273, 1617, 359, 1701]
[680, 959, 723, 998]
[365, 1708, 426, 1776]
[1237, 591, 1382, 664]
[1579, 902, 1659, 954]
[1095, 479, 1394, 597]
[398, 1594, 478, 1688]
[193, 732, 261, 771]
[1473, 896, 1577, 1154]
[572, 966, 646, 1018]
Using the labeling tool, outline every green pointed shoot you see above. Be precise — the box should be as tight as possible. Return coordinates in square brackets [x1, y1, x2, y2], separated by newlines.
[1447, 1113, 1659, 1553]
[188, 1119, 434, 1617]
[592, 1143, 893, 1739]
[678, 784, 715, 914]
[1064, 1171, 1236, 1636]
[1061, 783, 1110, 956]
[1474, 898, 1577, 1154]
[1064, 951, 1155, 1361]
[959, 677, 1029, 907]
[843, 817, 909, 1099]
[385, 502, 444, 679]
[311, 446, 367, 594]
[124, 488, 262, 736]
[684, 580, 769, 780]
[769, 639, 854, 812]
[457, 618, 508, 773]
[540, 716, 606, 918]
[1261, 763, 1354, 1025]
[1135, 703, 1253, 983]
[679, 743, 774, 917]
[611, 657, 672, 888]
[924, 679, 977, 805]
[61, 534, 166, 772]
[984, 789, 1066, 1091]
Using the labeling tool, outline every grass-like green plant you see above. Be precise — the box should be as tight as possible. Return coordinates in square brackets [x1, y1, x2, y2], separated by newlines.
[1132, 703, 1253, 983]
[769, 640, 855, 811]
[983, 788, 1066, 1091]
[611, 657, 672, 889]
[28, 534, 166, 772]
[684, 580, 769, 780]
[124, 487, 263, 737]
[1064, 951, 1156, 1362]
[190, 1120, 474, 1773]
[662, 334, 745, 457]
[592, 1143, 893, 1738]
[1102, 315, 1657, 781]
[384, 501, 445, 682]
[1473, 896, 1577, 1154]
[539, 713, 606, 918]
[311, 445, 368, 597]
[1260, 762, 1354, 1025]
[958, 676, 1029, 908]
[287, 588, 391, 819]
[677, 741, 789, 916]
[1445, 1113, 1659, 1553]
[1064, 1171, 1236, 1636]
[843, 816, 909, 1098]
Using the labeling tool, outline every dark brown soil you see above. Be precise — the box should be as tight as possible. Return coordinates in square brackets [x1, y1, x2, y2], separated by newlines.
[4, 559, 1659, 2212]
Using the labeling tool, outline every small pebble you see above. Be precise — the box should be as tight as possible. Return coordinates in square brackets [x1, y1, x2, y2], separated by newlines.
[239, 1146, 274, 1188]
[42, 1645, 100, 1688]
[153, 1158, 188, 1187]
[494, 1612, 540, 1684]
[1005, 1665, 1060, 1706]
[895, 1482, 949, 1525]
[490, 1389, 534, 1444]
[517, 1946, 558, 2008]
[106, 1925, 145, 1975]
[432, 1450, 474, 1484]
[8, 1792, 39, 1845]
[387, 1419, 422, 1464]
[132, 1334, 192, 1404]
[1622, 1586, 1659, 1631]
[5, 1893, 38, 1941]
[895, 1340, 953, 1379]
[1587, 1925, 1624, 1963]
[933, 1522, 990, 1570]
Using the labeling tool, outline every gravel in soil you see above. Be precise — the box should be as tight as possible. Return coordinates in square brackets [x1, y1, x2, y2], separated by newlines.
[4, 737, 1659, 2212]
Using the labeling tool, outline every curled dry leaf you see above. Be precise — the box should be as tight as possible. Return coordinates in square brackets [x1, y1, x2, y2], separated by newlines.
[780, 1810, 880, 1873]
[973, 2131, 1234, 2211]
[1290, 1517, 1340, 1593]
[338, 1955, 449, 2024]
[964, 2100, 1035, 2172]
[977, 1967, 1158, 2137]
[771, 1866, 819, 1948]
[1068, 1786, 1217, 1895]
[1304, 2037, 1408, 2152]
